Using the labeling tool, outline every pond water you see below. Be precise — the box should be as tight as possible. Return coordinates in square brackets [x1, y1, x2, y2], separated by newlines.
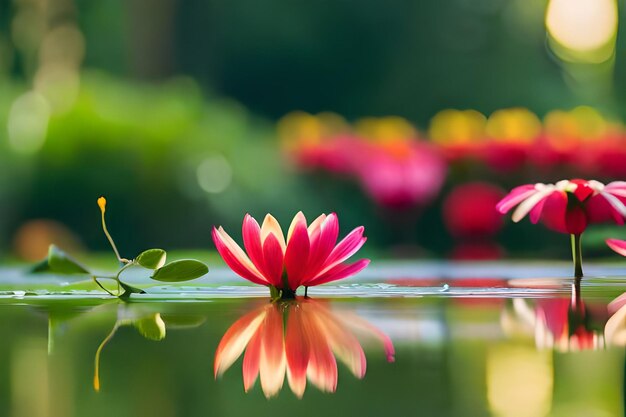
[1, 261, 626, 417]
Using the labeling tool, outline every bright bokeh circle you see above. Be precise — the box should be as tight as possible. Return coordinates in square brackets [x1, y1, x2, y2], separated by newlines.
[546, 0, 617, 53]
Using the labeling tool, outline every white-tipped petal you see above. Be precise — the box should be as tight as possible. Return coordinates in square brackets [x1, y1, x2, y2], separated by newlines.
[511, 186, 556, 223]
[287, 211, 307, 243]
[261, 214, 287, 251]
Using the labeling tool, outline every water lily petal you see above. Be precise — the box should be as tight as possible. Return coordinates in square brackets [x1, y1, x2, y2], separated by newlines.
[287, 211, 307, 242]
[242, 214, 269, 277]
[306, 258, 370, 286]
[284, 216, 311, 290]
[310, 306, 366, 378]
[261, 214, 287, 251]
[214, 307, 266, 378]
[306, 214, 327, 248]
[259, 305, 286, 398]
[339, 311, 396, 363]
[303, 311, 337, 393]
[323, 226, 366, 271]
[262, 233, 284, 288]
[307, 213, 339, 274]
[242, 328, 262, 392]
[285, 305, 310, 398]
[212, 227, 268, 286]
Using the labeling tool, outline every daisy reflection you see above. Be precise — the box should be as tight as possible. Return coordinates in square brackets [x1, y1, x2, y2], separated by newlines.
[502, 285, 606, 351]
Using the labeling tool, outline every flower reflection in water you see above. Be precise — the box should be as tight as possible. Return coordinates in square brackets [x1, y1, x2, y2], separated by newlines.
[214, 299, 395, 398]
[502, 284, 606, 351]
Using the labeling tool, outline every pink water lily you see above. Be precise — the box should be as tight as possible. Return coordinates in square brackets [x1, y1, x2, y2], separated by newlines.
[214, 299, 395, 398]
[212, 212, 369, 299]
[497, 179, 626, 278]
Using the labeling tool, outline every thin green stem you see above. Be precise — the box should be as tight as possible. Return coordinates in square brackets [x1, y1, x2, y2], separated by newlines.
[101, 209, 125, 264]
[92, 276, 116, 296]
[93, 323, 119, 391]
[92, 261, 135, 297]
[571, 233, 583, 279]
[115, 262, 134, 292]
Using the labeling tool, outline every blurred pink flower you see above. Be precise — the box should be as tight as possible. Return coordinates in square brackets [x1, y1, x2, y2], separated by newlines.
[353, 141, 446, 209]
[496, 179, 626, 235]
[212, 212, 369, 299]
[214, 299, 395, 398]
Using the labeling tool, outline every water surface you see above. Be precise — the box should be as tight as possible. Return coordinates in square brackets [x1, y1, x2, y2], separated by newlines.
[0, 261, 625, 417]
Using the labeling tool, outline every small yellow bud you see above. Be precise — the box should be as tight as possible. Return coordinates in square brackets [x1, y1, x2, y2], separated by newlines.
[97, 196, 106, 213]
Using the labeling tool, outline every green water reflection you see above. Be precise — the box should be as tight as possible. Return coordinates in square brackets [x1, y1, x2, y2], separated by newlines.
[0, 288, 625, 416]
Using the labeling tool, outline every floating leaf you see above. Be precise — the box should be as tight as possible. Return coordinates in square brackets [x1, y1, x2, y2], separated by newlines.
[135, 249, 166, 269]
[161, 314, 207, 329]
[133, 314, 166, 341]
[119, 282, 146, 299]
[45, 245, 90, 274]
[30, 258, 51, 273]
[151, 259, 208, 282]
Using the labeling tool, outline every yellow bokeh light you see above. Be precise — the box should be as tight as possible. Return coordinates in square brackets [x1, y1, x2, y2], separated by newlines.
[277, 112, 347, 149]
[486, 108, 541, 142]
[544, 106, 607, 147]
[546, 0, 617, 61]
[355, 116, 416, 143]
[429, 109, 486, 145]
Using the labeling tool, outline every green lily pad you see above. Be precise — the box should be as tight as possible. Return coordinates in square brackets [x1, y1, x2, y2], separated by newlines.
[133, 314, 166, 341]
[151, 259, 208, 282]
[32, 245, 90, 275]
[135, 249, 167, 269]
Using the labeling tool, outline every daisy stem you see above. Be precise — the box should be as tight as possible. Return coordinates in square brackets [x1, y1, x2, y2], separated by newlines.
[570, 233, 583, 279]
